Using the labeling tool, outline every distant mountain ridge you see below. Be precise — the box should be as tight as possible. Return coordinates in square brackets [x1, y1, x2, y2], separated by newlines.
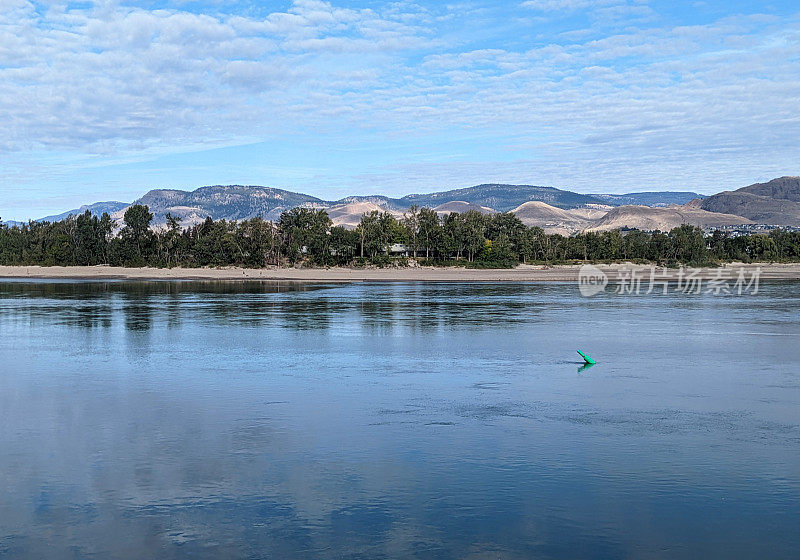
[510, 201, 599, 236]
[40, 201, 129, 223]
[397, 184, 602, 211]
[31, 183, 706, 226]
[134, 186, 323, 224]
[17, 177, 800, 233]
[587, 205, 752, 233]
[700, 177, 800, 225]
[591, 192, 705, 207]
[739, 176, 800, 201]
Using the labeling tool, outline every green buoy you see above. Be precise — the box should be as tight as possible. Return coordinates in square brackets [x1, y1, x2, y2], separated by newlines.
[577, 350, 596, 365]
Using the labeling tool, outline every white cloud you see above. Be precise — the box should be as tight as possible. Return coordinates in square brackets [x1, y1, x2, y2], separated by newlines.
[520, 0, 598, 10]
[0, 0, 432, 153]
[520, 0, 656, 25]
[2, 0, 800, 214]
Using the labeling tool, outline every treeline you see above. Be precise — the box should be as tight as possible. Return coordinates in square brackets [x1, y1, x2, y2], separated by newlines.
[2, 204, 800, 268]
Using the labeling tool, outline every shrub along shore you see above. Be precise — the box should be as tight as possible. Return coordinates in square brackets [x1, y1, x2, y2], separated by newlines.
[2, 204, 800, 269]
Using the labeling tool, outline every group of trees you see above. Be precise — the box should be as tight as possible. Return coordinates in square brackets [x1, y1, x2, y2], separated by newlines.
[2, 204, 800, 268]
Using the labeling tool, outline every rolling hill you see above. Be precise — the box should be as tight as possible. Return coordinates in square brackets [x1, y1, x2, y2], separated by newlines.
[399, 184, 602, 211]
[509, 201, 595, 235]
[40, 201, 129, 223]
[432, 201, 496, 215]
[34, 183, 617, 226]
[133, 185, 324, 224]
[591, 192, 705, 207]
[586, 205, 752, 232]
[326, 202, 403, 229]
[699, 177, 800, 225]
[22, 177, 800, 233]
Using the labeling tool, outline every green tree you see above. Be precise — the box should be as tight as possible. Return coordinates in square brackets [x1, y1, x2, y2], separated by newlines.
[329, 226, 359, 264]
[417, 207, 441, 259]
[160, 212, 182, 267]
[356, 211, 397, 259]
[238, 217, 280, 267]
[117, 204, 154, 265]
[668, 224, 707, 264]
[279, 208, 331, 264]
[488, 212, 525, 257]
[402, 205, 420, 258]
[488, 233, 515, 263]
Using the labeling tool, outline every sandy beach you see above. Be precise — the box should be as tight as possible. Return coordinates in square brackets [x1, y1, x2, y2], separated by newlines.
[1, 263, 799, 282]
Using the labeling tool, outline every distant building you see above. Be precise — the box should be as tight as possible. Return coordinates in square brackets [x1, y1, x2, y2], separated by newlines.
[388, 243, 409, 256]
[701, 224, 800, 236]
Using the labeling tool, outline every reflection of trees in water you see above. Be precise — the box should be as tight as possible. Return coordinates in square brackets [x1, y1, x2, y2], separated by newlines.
[125, 282, 333, 332]
[177, 283, 545, 334]
[69, 303, 113, 329]
[164, 295, 183, 330]
[124, 296, 153, 332]
[349, 284, 543, 333]
[166, 293, 335, 331]
[274, 299, 333, 331]
[0, 280, 325, 331]
[0, 281, 548, 335]
[0, 281, 118, 329]
[0, 280, 320, 300]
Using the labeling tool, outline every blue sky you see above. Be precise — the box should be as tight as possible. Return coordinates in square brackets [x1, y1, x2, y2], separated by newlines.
[1, 0, 799, 220]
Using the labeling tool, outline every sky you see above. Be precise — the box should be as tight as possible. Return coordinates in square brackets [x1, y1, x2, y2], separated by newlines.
[1, 0, 799, 220]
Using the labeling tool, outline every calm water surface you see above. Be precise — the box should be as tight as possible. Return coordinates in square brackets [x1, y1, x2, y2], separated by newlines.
[0, 280, 799, 559]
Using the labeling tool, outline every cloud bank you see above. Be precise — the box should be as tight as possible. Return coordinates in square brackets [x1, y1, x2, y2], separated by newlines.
[2, 1, 800, 217]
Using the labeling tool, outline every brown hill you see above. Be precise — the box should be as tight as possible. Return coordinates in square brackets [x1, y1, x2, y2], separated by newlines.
[565, 204, 614, 220]
[325, 202, 402, 229]
[509, 201, 595, 235]
[586, 205, 752, 232]
[682, 198, 704, 209]
[432, 201, 496, 215]
[739, 176, 800, 201]
[700, 176, 800, 225]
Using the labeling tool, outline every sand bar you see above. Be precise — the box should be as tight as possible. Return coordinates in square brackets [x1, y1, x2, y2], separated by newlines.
[1, 263, 799, 282]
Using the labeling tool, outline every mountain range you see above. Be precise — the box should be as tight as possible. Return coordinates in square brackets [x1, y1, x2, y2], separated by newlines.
[41, 201, 130, 223]
[21, 176, 800, 234]
[36, 184, 704, 223]
[589, 192, 704, 207]
[698, 176, 800, 226]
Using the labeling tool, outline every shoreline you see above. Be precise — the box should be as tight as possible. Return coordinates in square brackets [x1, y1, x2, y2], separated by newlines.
[1, 263, 799, 282]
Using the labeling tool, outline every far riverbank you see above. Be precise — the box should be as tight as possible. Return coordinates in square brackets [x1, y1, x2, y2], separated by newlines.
[1, 263, 799, 282]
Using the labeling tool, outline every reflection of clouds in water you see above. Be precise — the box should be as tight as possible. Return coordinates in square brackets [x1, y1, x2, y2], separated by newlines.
[0, 370, 618, 557]
[1, 281, 800, 557]
[0, 381, 495, 556]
